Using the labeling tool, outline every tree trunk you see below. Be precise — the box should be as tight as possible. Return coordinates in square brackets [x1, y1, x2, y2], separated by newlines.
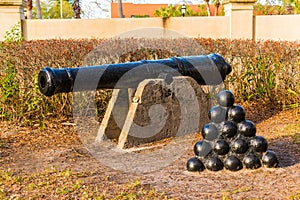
[118, 0, 124, 18]
[205, 0, 211, 16]
[215, 0, 220, 16]
[26, 0, 32, 19]
[72, 0, 81, 18]
[36, 0, 42, 19]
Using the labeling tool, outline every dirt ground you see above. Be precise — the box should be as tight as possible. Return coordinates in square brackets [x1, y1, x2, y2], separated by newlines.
[0, 103, 299, 199]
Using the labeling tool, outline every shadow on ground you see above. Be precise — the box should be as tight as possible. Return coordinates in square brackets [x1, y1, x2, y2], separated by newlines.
[268, 133, 300, 168]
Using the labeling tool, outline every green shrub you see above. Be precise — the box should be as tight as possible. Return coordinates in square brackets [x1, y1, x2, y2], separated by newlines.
[0, 39, 101, 124]
[0, 38, 299, 125]
[4, 22, 24, 43]
[0, 60, 19, 120]
[196, 38, 300, 106]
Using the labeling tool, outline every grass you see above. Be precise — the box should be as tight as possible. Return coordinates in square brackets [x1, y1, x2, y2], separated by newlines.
[268, 122, 300, 141]
[0, 168, 170, 199]
[0, 139, 7, 148]
[221, 186, 253, 200]
[290, 190, 300, 200]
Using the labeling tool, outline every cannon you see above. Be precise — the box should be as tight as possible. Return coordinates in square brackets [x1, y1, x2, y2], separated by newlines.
[38, 53, 231, 97]
[38, 53, 231, 149]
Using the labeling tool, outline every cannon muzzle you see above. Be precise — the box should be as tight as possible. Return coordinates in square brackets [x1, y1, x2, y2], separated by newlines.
[38, 53, 231, 97]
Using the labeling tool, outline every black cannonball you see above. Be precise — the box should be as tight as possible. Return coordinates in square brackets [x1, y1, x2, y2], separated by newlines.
[186, 157, 205, 172]
[194, 140, 212, 158]
[231, 138, 249, 154]
[224, 156, 243, 171]
[202, 123, 219, 141]
[208, 106, 227, 123]
[243, 154, 262, 169]
[250, 136, 268, 152]
[217, 90, 235, 107]
[221, 121, 237, 138]
[262, 150, 279, 168]
[214, 139, 230, 155]
[238, 120, 256, 137]
[228, 105, 246, 123]
[205, 157, 224, 171]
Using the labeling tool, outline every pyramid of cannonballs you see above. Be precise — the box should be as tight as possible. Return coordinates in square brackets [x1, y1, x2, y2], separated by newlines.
[187, 90, 279, 172]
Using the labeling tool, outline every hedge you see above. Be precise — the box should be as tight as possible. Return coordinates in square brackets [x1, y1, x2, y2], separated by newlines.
[0, 38, 299, 125]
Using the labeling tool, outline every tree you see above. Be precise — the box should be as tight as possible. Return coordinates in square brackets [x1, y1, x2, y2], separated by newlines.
[32, 0, 74, 19]
[36, 0, 42, 19]
[154, 4, 181, 17]
[72, 0, 81, 18]
[204, 0, 211, 16]
[214, 0, 220, 16]
[154, 4, 206, 17]
[26, 0, 42, 19]
[254, 0, 299, 14]
[32, 0, 49, 19]
[282, 0, 300, 13]
[254, 3, 294, 15]
[118, 0, 124, 18]
[26, 0, 33, 19]
[92, 0, 109, 12]
[46, 0, 74, 19]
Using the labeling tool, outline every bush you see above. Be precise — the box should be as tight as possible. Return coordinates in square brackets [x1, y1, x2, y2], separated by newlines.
[0, 38, 299, 125]
[196, 38, 299, 106]
[4, 22, 24, 43]
[0, 39, 101, 125]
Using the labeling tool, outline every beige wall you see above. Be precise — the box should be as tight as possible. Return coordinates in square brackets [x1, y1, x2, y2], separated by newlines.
[255, 15, 300, 41]
[21, 15, 300, 42]
[22, 17, 230, 40]
[163, 17, 230, 38]
[0, 5, 23, 40]
[1, 1, 300, 42]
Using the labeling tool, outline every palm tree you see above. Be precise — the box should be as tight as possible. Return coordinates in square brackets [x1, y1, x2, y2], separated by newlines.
[36, 0, 42, 19]
[118, 0, 124, 18]
[26, 0, 42, 19]
[72, 0, 81, 18]
[26, 0, 32, 19]
[214, 0, 220, 16]
[204, 0, 211, 16]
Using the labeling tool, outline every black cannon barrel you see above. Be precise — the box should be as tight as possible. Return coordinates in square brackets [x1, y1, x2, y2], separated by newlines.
[38, 53, 231, 97]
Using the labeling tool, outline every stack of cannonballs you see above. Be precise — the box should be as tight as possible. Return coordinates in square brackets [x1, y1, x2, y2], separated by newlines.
[187, 90, 279, 172]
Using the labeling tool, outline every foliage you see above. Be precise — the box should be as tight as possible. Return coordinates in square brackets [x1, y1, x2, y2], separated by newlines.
[0, 39, 100, 124]
[131, 14, 150, 18]
[254, 3, 294, 15]
[0, 60, 19, 120]
[32, 0, 75, 19]
[154, 4, 204, 17]
[32, 0, 49, 19]
[196, 38, 300, 106]
[0, 38, 299, 125]
[283, 0, 300, 13]
[47, 0, 74, 19]
[0, 169, 169, 199]
[3, 22, 24, 43]
[153, 4, 226, 17]
[197, 5, 209, 16]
